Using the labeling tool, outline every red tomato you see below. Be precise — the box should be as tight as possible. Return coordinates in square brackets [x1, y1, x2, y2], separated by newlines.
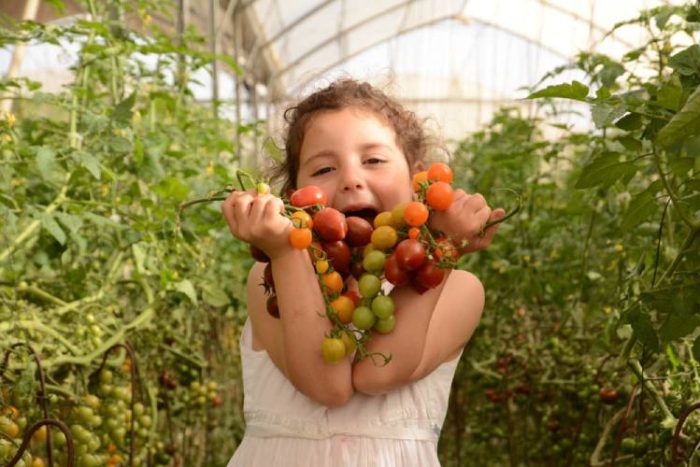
[384, 254, 409, 286]
[290, 186, 327, 208]
[414, 259, 446, 290]
[394, 239, 426, 271]
[249, 245, 270, 263]
[322, 240, 351, 274]
[263, 263, 275, 293]
[266, 294, 279, 318]
[345, 216, 373, 247]
[313, 208, 348, 242]
[342, 289, 361, 306]
[403, 202, 429, 227]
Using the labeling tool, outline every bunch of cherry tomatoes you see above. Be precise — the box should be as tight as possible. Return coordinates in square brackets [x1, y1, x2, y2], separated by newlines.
[251, 162, 461, 364]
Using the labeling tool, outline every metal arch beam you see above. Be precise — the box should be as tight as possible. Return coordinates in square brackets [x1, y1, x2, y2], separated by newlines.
[279, 13, 573, 100]
[268, 0, 451, 81]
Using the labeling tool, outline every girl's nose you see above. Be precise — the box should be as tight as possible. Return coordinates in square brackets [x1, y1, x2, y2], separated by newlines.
[340, 167, 365, 192]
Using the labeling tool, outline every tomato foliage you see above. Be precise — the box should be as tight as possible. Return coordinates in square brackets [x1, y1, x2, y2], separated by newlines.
[440, 5, 700, 465]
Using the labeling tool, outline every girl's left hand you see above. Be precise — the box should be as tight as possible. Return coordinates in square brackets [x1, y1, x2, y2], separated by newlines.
[428, 189, 506, 254]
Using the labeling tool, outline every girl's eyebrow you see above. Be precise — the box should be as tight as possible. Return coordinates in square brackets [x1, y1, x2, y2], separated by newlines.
[302, 150, 336, 167]
[359, 143, 394, 153]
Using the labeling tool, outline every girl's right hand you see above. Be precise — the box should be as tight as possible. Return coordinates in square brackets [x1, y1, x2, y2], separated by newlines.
[221, 189, 292, 260]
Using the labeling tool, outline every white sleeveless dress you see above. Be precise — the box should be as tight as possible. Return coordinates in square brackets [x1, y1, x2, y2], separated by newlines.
[227, 318, 462, 467]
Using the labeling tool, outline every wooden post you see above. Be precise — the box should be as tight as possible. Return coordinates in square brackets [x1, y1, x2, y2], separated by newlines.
[209, 0, 219, 116]
[1, 0, 41, 113]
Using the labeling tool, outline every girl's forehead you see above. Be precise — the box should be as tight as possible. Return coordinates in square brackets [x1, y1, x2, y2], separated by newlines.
[301, 107, 397, 152]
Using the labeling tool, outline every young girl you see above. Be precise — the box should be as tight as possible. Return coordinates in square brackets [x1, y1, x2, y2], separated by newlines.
[222, 79, 504, 466]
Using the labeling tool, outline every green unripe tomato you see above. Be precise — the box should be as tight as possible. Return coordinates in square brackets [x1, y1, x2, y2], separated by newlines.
[362, 250, 386, 273]
[352, 306, 376, 330]
[371, 295, 394, 319]
[373, 315, 396, 334]
[358, 274, 381, 298]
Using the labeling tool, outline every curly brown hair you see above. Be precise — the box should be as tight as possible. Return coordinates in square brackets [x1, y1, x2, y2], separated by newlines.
[270, 79, 436, 196]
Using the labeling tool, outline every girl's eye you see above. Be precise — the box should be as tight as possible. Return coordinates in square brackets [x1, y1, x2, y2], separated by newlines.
[365, 158, 385, 165]
[312, 167, 333, 176]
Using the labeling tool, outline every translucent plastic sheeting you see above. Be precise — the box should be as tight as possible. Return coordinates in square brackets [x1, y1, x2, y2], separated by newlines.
[251, 0, 686, 139]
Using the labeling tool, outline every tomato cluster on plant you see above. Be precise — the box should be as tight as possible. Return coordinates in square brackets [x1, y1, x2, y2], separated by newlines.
[250, 162, 464, 364]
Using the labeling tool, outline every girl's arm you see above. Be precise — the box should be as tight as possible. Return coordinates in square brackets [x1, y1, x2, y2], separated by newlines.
[223, 191, 353, 407]
[352, 267, 484, 395]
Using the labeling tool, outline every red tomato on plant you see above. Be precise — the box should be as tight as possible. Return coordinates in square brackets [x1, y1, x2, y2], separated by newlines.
[403, 202, 429, 227]
[290, 186, 327, 208]
[322, 240, 351, 274]
[384, 254, 408, 286]
[414, 259, 446, 290]
[427, 162, 454, 184]
[313, 208, 348, 242]
[395, 239, 426, 271]
[345, 216, 373, 247]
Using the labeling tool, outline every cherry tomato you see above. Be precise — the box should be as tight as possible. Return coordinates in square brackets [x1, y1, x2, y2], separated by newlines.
[313, 208, 348, 242]
[373, 211, 394, 227]
[362, 250, 386, 273]
[330, 295, 355, 324]
[384, 254, 408, 286]
[599, 387, 619, 404]
[345, 216, 373, 247]
[266, 294, 279, 318]
[427, 162, 454, 184]
[263, 263, 275, 292]
[321, 271, 344, 295]
[370, 225, 398, 250]
[342, 289, 361, 306]
[414, 259, 446, 290]
[408, 227, 420, 240]
[373, 315, 396, 334]
[339, 330, 357, 356]
[426, 181, 454, 211]
[403, 201, 429, 227]
[322, 240, 351, 275]
[291, 210, 313, 229]
[412, 171, 428, 192]
[352, 306, 376, 330]
[315, 259, 330, 274]
[391, 202, 408, 227]
[289, 227, 312, 249]
[358, 273, 381, 298]
[290, 185, 327, 207]
[395, 239, 426, 271]
[371, 295, 394, 319]
[435, 237, 460, 262]
[321, 337, 346, 364]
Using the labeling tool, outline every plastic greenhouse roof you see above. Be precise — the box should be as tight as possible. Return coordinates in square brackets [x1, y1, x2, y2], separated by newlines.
[246, 0, 687, 139]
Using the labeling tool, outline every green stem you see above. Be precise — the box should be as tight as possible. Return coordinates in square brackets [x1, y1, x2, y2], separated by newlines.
[41, 306, 155, 368]
[0, 176, 70, 263]
[1, 320, 80, 354]
[656, 227, 699, 285]
[627, 359, 674, 422]
[17, 284, 68, 306]
[652, 147, 697, 230]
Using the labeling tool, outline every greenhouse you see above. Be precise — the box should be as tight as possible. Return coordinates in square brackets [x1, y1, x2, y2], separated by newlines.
[1, 0, 699, 466]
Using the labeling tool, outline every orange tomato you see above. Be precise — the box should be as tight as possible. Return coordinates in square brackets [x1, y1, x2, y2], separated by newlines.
[403, 202, 429, 227]
[289, 227, 312, 249]
[321, 271, 343, 294]
[412, 171, 429, 192]
[291, 210, 313, 229]
[427, 162, 454, 184]
[426, 181, 454, 211]
[330, 295, 355, 324]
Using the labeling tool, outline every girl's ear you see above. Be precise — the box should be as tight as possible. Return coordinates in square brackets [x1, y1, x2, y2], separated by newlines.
[411, 160, 425, 174]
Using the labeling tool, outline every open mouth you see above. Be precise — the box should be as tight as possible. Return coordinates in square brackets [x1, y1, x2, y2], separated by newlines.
[342, 208, 378, 224]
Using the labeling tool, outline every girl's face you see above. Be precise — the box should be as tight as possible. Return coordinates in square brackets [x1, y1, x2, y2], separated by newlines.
[296, 107, 415, 221]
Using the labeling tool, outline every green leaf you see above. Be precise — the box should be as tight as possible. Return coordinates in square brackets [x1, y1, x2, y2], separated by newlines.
[112, 92, 136, 123]
[655, 84, 700, 147]
[592, 102, 627, 128]
[575, 152, 637, 189]
[132, 243, 147, 274]
[202, 283, 230, 307]
[40, 213, 66, 245]
[657, 84, 682, 111]
[55, 212, 83, 234]
[615, 113, 643, 131]
[153, 176, 190, 202]
[654, 9, 674, 30]
[83, 212, 126, 230]
[668, 45, 700, 76]
[526, 81, 589, 101]
[627, 309, 659, 352]
[72, 150, 101, 179]
[659, 309, 700, 342]
[36, 146, 64, 184]
[669, 157, 694, 177]
[617, 136, 642, 151]
[621, 189, 658, 230]
[693, 335, 700, 362]
[174, 279, 198, 306]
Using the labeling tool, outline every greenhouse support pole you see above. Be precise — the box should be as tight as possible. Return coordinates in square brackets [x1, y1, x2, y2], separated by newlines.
[209, 0, 219, 116]
[1, 0, 41, 113]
